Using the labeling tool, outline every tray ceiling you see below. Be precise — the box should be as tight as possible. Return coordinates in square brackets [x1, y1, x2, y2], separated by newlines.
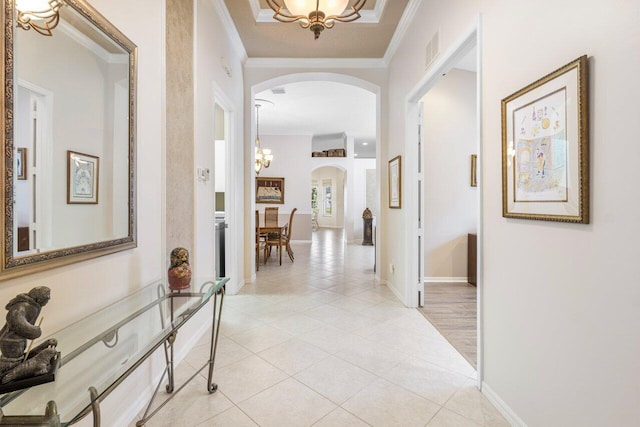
[223, 0, 410, 58]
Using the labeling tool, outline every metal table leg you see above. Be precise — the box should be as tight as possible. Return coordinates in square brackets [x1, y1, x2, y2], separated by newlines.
[207, 286, 225, 393]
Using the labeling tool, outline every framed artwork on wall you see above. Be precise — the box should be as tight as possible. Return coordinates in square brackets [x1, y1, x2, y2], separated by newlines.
[67, 151, 99, 204]
[16, 148, 26, 180]
[502, 55, 589, 223]
[256, 177, 285, 204]
[470, 154, 478, 187]
[388, 155, 402, 209]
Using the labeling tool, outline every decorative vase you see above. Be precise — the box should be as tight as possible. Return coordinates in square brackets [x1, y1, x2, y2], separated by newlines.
[168, 247, 192, 291]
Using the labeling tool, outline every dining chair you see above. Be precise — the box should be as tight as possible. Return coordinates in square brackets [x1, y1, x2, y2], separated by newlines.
[264, 207, 279, 226]
[255, 210, 267, 270]
[266, 208, 297, 263]
[284, 208, 297, 261]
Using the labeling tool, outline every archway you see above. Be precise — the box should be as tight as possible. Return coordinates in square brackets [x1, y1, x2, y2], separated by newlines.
[247, 73, 381, 280]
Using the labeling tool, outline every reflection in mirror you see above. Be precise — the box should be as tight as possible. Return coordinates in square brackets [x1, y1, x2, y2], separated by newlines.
[2, 0, 137, 279]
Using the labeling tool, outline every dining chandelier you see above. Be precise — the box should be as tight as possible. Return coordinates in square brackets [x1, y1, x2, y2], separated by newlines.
[254, 102, 273, 176]
[265, 0, 367, 40]
[15, 0, 63, 36]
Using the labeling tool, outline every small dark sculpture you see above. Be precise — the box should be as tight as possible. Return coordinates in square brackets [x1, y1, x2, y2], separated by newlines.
[0, 286, 58, 385]
[168, 247, 192, 291]
[362, 208, 374, 246]
[2, 348, 58, 384]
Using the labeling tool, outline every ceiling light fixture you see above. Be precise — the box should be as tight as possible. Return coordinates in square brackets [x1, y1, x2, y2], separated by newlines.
[254, 100, 274, 175]
[15, 0, 63, 36]
[266, 0, 367, 40]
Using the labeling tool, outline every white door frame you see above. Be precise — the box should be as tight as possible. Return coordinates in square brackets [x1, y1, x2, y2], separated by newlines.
[16, 81, 54, 253]
[212, 82, 241, 293]
[404, 16, 484, 388]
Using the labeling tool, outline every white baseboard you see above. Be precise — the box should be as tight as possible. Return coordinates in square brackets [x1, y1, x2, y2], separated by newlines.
[291, 239, 312, 244]
[423, 277, 468, 283]
[482, 382, 528, 427]
[227, 278, 245, 295]
[384, 279, 407, 306]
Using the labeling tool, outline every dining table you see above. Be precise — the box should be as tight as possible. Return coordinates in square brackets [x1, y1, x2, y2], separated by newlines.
[258, 221, 288, 265]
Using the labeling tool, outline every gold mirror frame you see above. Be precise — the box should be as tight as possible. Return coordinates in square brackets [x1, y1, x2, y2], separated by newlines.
[0, 0, 137, 280]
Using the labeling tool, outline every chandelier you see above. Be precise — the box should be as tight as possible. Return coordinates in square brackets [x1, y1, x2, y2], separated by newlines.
[265, 0, 367, 40]
[254, 101, 274, 176]
[15, 0, 63, 36]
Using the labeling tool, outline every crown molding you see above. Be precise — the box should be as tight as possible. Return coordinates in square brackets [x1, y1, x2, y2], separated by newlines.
[211, 0, 248, 63]
[250, 0, 388, 23]
[383, 0, 422, 65]
[57, 21, 127, 64]
[249, 0, 261, 20]
[245, 57, 387, 69]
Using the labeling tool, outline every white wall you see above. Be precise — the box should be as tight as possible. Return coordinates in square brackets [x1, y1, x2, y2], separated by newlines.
[389, 0, 640, 425]
[194, 0, 245, 289]
[482, 2, 640, 425]
[0, 0, 165, 424]
[254, 135, 312, 240]
[15, 26, 129, 247]
[256, 135, 311, 212]
[421, 69, 478, 279]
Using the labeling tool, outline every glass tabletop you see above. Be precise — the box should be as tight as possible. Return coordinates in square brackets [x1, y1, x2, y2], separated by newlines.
[0, 277, 227, 424]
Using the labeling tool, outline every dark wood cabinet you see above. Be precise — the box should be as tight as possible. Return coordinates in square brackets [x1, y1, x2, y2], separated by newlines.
[468, 233, 477, 286]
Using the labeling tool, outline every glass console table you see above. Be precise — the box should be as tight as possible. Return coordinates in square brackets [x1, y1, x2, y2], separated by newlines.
[0, 277, 228, 426]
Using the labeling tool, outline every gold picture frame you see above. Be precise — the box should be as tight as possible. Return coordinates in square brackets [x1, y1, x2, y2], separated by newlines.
[67, 151, 99, 204]
[256, 177, 285, 204]
[16, 148, 26, 180]
[502, 55, 589, 223]
[470, 154, 477, 187]
[388, 155, 401, 209]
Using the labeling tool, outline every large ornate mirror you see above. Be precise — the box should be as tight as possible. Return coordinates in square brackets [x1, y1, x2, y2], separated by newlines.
[0, 0, 137, 280]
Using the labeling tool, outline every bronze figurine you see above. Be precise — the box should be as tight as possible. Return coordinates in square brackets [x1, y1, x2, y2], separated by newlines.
[0, 286, 58, 385]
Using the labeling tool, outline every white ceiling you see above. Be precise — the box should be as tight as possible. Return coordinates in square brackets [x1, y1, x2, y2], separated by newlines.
[250, 47, 476, 160]
[454, 46, 477, 72]
[256, 81, 376, 139]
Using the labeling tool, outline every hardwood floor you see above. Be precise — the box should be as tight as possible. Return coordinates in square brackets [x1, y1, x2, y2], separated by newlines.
[418, 282, 477, 368]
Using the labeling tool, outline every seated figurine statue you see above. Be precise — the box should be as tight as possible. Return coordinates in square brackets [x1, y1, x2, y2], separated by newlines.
[0, 286, 57, 383]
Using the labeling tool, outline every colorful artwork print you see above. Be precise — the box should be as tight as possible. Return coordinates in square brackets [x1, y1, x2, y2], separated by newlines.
[513, 88, 568, 202]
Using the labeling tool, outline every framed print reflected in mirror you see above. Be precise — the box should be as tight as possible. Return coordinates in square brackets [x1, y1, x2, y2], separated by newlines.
[68, 151, 99, 204]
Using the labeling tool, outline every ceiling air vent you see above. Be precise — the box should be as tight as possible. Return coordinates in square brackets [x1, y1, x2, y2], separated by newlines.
[425, 30, 439, 70]
[271, 87, 286, 95]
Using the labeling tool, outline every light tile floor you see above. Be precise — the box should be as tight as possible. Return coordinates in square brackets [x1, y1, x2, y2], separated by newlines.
[133, 229, 508, 426]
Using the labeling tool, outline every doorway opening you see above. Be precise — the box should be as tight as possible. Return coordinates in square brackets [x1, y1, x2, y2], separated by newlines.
[417, 49, 479, 368]
[14, 82, 54, 255]
[249, 75, 380, 278]
[312, 166, 345, 231]
[404, 20, 483, 386]
[214, 102, 229, 278]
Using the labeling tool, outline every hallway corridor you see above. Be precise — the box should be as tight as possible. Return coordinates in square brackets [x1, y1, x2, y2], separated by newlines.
[140, 229, 506, 426]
